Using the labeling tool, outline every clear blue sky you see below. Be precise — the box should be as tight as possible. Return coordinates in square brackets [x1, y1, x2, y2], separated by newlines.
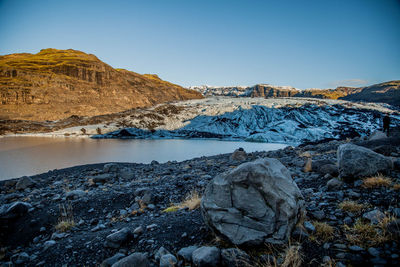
[0, 0, 399, 88]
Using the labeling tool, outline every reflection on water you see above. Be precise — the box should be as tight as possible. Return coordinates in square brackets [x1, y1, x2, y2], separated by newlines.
[0, 137, 287, 180]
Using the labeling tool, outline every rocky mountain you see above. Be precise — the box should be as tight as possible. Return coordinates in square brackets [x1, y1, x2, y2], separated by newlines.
[0, 49, 203, 121]
[190, 81, 399, 106]
[341, 80, 400, 106]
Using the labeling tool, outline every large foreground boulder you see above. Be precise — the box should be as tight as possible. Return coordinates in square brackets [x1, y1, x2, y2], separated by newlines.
[201, 158, 304, 246]
[337, 144, 392, 182]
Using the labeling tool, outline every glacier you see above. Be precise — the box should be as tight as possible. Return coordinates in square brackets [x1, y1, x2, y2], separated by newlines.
[93, 97, 400, 145]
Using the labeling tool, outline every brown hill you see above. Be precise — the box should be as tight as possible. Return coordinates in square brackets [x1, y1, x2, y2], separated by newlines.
[340, 80, 400, 106]
[0, 48, 203, 120]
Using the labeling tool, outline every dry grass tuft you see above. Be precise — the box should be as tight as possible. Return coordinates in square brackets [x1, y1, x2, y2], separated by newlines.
[55, 203, 75, 232]
[311, 222, 334, 242]
[163, 190, 201, 212]
[392, 184, 400, 190]
[281, 245, 302, 267]
[338, 201, 366, 214]
[362, 174, 392, 188]
[344, 216, 395, 247]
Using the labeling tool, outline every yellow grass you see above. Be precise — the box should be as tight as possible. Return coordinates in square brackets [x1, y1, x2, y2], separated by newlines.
[362, 174, 392, 188]
[338, 201, 366, 214]
[55, 203, 75, 232]
[163, 190, 201, 212]
[344, 216, 395, 247]
[311, 222, 334, 242]
[392, 184, 400, 190]
[281, 246, 302, 267]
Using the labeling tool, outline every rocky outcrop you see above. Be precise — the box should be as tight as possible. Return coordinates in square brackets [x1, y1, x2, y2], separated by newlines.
[0, 49, 202, 120]
[201, 158, 304, 245]
[341, 80, 400, 107]
[337, 143, 393, 181]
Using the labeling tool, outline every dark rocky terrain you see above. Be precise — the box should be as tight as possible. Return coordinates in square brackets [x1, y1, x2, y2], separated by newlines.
[1, 132, 400, 266]
[0, 48, 203, 121]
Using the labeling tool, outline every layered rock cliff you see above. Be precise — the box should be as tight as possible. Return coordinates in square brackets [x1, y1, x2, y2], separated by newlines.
[0, 49, 203, 120]
[191, 81, 399, 106]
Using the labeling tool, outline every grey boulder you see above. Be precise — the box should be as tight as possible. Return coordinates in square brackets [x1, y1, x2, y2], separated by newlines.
[337, 144, 392, 181]
[0, 201, 32, 219]
[105, 228, 132, 248]
[201, 158, 304, 245]
[15, 176, 35, 190]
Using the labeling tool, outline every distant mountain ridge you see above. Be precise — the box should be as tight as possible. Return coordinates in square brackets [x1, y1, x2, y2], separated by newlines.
[190, 81, 399, 106]
[0, 48, 203, 120]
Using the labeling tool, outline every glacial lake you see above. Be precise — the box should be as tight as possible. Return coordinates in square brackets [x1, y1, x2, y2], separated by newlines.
[0, 137, 287, 181]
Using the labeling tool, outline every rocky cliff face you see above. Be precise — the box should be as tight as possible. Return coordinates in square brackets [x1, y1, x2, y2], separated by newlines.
[191, 82, 399, 106]
[340, 81, 400, 106]
[0, 49, 203, 120]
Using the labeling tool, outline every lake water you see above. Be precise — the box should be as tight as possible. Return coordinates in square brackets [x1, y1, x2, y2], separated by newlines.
[0, 137, 287, 181]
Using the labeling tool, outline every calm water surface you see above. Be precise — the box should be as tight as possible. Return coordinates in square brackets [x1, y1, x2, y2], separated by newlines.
[0, 137, 287, 180]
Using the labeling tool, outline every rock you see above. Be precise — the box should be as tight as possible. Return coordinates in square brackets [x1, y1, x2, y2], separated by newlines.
[201, 158, 304, 245]
[111, 252, 150, 267]
[159, 254, 177, 267]
[0, 201, 32, 219]
[66, 189, 87, 200]
[89, 174, 113, 184]
[230, 148, 247, 161]
[310, 210, 325, 220]
[15, 176, 35, 190]
[155, 247, 170, 263]
[133, 226, 143, 235]
[104, 163, 119, 173]
[337, 144, 392, 181]
[101, 253, 126, 267]
[319, 164, 338, 176]
[303, 221, 316, 233]
[362, 209, 385, 224]
[177, 246, 198, 262]
[368, 247, 380, 257]
[221, 248, 250, 267]
[44, 240, 56, 250]
[326, 178, 343, 191]
[105, 227, 132, 248]
[291, 227, 309, 240]
[119, 168, 134, 180]
[192, 246, 220, 267]
[368, 131, 387, 141]
[11, 252, 30, 264]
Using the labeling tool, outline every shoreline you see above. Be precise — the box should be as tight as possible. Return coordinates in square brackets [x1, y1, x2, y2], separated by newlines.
[1, 135, 399, 266]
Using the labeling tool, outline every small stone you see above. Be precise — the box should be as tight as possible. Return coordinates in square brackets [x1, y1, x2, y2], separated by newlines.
[133, 226, 143, 235]
[44, 240, 56, 250]
[192, 246, 220, 267]
[368, 247, 380, 257]
[363, 209, 385, 224]
[303, 221, 316, 233]
[326, 178, 342, 191]
[155, 247, 170, 263]
[349, 245, 364, 252]
[111, 252, 149, 267]
[105, 228, 132, 248]
[177, 246, 198, 262]
[66, 189, 86, 200]
[146, 224, 157, 230]
[103, 163, 119, 173]
[159, 254, 177, 267]
[100, 253, 125, 267]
